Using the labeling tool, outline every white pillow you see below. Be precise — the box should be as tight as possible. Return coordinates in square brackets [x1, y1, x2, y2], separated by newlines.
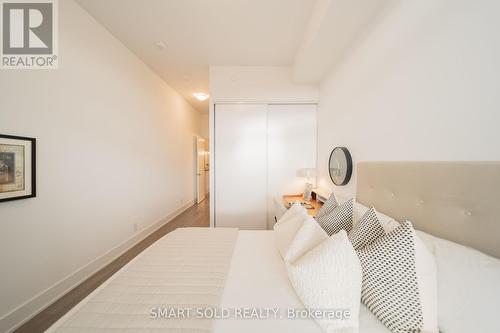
[287, 230, 362, 333]
[276, 202, 305, 223]
[285, 215, 328, 264]
[272, 196, 288, 222]
[375, 210, 400, 233]
[274, 203, 308, 258]
[416, 230, 500, 333]
[334, 191, 351, 205]
[357, 221, 438, 333]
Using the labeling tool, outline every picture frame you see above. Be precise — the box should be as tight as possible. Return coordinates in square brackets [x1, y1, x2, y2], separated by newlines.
[0, 134, 36, 202]
[303, 182, 313, 201]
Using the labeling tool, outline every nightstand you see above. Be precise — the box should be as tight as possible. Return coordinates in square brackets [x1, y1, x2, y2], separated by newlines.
[282, 192, 323, 217]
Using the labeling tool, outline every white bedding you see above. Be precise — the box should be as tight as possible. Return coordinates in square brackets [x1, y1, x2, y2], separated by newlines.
[46, 228, 390, 333]
[215, 230, 390, 333]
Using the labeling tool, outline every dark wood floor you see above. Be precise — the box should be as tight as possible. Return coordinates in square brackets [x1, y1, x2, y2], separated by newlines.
[15, 198, 210, 333]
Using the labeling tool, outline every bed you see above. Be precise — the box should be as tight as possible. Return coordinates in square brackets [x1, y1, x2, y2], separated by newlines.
[214, 230, 389, 333]
[46, 162, 500, 333]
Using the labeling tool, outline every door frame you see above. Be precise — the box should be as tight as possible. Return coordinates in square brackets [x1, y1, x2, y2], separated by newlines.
[194, 135, 207, 204]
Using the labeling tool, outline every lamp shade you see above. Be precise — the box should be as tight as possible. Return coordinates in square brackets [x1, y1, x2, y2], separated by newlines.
[296, 168, 317, 178]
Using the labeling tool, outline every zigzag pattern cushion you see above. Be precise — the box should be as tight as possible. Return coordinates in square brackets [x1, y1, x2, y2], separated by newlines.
[348, 207, 385, 250]
[315, 193, 338, 219]
[356, 221, 438, 333]
[316, 198, 354, 236]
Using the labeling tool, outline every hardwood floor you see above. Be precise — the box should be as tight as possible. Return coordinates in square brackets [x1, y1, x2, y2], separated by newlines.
[14, 198, 210, 333]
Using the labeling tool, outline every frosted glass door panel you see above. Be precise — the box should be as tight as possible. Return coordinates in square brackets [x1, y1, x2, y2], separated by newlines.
[215, 104, 268, 229]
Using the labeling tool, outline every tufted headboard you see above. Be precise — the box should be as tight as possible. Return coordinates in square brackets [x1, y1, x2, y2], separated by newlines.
[356, 162, 500, 258]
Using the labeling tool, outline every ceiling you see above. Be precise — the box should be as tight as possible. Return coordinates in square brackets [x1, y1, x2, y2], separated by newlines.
[293, 0, 391, 83]
[75, 0, 317, 113]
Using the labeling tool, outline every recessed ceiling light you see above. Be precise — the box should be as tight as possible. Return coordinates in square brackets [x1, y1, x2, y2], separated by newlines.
[193, 92, 209, 101]
[154, 41, 166, 50]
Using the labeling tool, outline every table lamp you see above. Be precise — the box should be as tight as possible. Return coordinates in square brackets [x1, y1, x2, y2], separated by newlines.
[297, 168, 317, 201]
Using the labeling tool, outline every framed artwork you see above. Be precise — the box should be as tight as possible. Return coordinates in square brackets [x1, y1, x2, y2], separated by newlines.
[0, 134, 36, 202]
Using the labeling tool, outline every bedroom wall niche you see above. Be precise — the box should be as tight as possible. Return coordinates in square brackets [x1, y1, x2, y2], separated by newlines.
[209, 66, 319, 228]
[214, 103, 317, 230]
[317, 0, 500, 198]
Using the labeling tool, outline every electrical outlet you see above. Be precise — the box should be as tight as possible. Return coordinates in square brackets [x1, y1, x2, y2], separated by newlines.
[133, 223, 138, 233]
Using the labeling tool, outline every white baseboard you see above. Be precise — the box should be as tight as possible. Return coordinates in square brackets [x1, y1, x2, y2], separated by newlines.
[0, 200, 195, 333]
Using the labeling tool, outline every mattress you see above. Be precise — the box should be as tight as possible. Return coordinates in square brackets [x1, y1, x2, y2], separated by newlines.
[214, 230, 390, 333]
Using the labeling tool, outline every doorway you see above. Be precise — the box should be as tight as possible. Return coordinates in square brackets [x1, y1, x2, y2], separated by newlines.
[194, 136, 209, 204]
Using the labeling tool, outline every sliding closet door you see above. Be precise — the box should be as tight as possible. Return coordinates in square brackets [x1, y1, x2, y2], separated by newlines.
[215, 104, 268, 229]
[267, 104, 317, 228]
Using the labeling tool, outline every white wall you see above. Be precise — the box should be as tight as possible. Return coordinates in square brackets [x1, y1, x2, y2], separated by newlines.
[0, 1, 201, 331]
[209, 66, 319, 103]
[200, 113, 209, 139]
[317, 0, 500, 198]
[209, 66, 319, 226]
[292, 0, 390, 83]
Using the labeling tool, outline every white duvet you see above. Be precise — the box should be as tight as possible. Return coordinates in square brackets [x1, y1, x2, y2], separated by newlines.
[46, 228, 390, 333]
[215, 231, 390, 333]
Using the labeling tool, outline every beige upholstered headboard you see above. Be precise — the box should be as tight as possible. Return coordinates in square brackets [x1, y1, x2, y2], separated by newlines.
[356, 162, 500, 258]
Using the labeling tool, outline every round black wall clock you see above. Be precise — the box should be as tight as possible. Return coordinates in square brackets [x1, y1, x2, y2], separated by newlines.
[328, 147, 353, 186]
